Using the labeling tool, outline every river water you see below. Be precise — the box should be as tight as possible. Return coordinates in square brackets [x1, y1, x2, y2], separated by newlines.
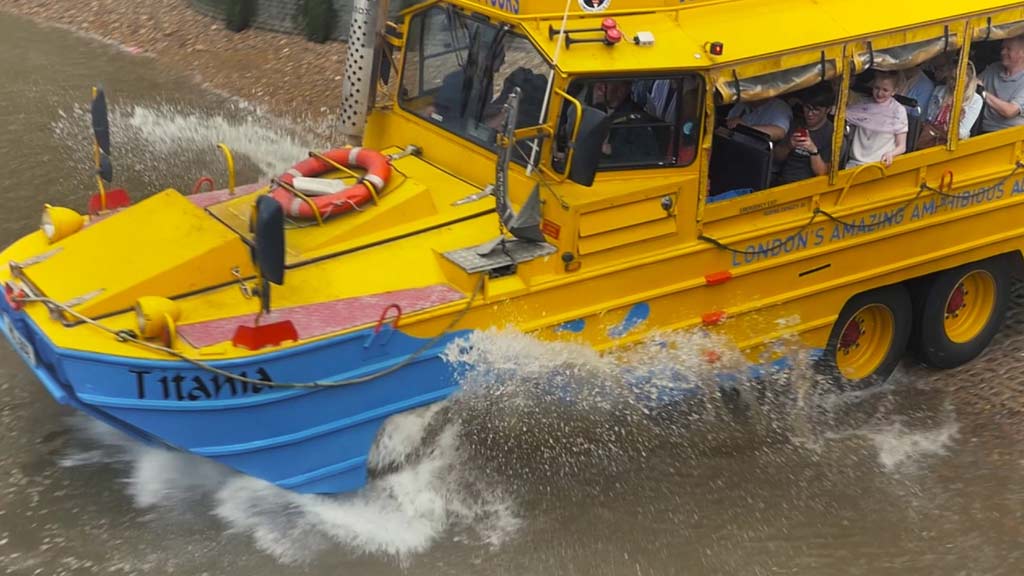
[0, 11, 1022, 576]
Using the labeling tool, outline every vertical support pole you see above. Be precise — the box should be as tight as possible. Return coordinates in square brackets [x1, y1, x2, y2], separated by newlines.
[948, 22, 974, 153]
[831, 48, 853, 188]
[340, 0, 390, 145]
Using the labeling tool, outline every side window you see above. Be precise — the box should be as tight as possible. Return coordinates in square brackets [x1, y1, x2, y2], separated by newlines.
[843, 36, 964, 166]
[556, 75, 702, 171]
[708, 81, 841, 201]
[947, 30, 1022, 138]
[705, 55, 842, 202]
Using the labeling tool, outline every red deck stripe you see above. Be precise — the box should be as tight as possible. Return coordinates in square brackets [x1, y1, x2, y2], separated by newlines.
[177, 284, 465, 348]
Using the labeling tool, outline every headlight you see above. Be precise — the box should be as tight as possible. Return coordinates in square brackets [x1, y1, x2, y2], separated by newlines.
[134, 297, 181, 342]
[41, 204, 85, 243]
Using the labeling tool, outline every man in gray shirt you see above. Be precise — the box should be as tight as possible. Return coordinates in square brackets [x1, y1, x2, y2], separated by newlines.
[725, 97, 793, 142]
[979, 35, 1024, 133]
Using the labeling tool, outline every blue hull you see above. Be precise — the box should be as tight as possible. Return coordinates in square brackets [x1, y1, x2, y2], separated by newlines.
[0, 297, 466, 493]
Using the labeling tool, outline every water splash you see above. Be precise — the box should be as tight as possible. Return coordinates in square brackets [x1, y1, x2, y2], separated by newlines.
[54, 327, 956, 563]
[50, 100, 328, 199]
[863, 421, 959, 471]
[116, 103, 319, 178]
[58, 403, 518, 565]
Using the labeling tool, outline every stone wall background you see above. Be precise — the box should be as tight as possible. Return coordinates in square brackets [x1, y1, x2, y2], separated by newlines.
[189, 0, 414, 41]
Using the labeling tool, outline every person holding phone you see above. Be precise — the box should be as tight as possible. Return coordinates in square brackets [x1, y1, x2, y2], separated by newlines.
[773, 84, 839, 185]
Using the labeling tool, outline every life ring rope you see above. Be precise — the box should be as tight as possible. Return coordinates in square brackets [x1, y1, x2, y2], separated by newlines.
[269, 147, 391, 222]
[308, 150, 381, 206]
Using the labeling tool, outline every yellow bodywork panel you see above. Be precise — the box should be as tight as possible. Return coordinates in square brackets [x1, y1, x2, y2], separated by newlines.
[579, 195, 670, 237]
[206, 150, 495, 264]
[22, 190, 255, 319]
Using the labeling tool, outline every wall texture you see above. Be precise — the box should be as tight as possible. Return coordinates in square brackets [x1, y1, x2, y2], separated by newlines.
[190, 1, 414, 41]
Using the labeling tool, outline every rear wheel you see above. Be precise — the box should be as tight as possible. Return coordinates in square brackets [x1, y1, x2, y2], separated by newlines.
[915, 257, 1009, 369]
[820, 285, 912, 389]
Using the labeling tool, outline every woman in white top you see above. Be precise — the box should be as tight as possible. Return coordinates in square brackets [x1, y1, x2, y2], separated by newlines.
[846, 71, 908, 167]
[920, 60, 983, 146]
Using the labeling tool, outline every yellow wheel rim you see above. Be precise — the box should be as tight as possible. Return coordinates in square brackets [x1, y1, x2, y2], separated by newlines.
[835, 304, 895, 381]
[943, 270, 996, 344]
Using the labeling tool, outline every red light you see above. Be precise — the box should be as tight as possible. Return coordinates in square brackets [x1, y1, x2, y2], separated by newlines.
[709, 41, 724, 56]
[605, 28, 623, 44]
[4, 283, 24, 311]
[601, 18, 617, 31]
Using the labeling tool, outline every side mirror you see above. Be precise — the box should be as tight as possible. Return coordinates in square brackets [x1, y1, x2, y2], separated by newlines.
[251, 195, 285, 312]
[568, 105, 610, 187]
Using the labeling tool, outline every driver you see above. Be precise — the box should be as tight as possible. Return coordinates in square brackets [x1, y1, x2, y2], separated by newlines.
[593, 80, 659, 164]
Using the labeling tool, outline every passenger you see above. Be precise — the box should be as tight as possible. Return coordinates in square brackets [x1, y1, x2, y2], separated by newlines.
[919, 60, 983, 147]
[773, 84, 839, 185]
[846, 71, 908, 167]
[594, 81, 659, 163]
[978, 35, 1024, 133]
[897, 64, 935, 118]
[484, 67, 549, 129]
[643, 79, 678, 123]
[725, 97, 792, 142]
[430, 42, 507, 126]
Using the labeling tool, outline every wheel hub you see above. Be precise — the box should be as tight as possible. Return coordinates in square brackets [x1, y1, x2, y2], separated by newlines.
[839, 317, 863, 352]
[945, 284, 966, 318]
[834, 303, 895, 381]
[943, 271, 996, 344]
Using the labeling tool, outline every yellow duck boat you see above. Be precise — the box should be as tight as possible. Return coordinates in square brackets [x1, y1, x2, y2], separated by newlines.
[4, 0, 1024, 493]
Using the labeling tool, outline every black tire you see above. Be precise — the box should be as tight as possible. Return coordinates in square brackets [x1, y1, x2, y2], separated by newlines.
[818, 284, 912, 390]
[914, 256, 1010, 369]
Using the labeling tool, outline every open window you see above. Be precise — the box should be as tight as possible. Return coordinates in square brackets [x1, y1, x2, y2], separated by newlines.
[554, 74, 703, 173]
[707, 50, 841, 201]
[842, 26, 964, 165]
[969, 12, 1024, 135]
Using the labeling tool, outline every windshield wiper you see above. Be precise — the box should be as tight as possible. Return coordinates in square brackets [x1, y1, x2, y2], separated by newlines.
[463, 25, 509, 123]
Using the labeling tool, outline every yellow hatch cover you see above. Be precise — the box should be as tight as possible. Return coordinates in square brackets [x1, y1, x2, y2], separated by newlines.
[23, 189, 255, 318]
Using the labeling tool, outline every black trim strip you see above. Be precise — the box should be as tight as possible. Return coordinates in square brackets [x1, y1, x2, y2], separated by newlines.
[56, 208, 496, 327]
[798, 263, 831, 277]
[285, 208, 495, 269]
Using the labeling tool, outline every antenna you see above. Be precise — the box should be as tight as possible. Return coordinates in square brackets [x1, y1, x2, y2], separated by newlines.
[525, 0, 573, 176]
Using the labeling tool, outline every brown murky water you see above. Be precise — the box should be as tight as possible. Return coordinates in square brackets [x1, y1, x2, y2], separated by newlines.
[1, 11, 1022, 576]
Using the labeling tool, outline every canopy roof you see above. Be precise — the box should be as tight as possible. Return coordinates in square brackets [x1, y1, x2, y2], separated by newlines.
[446, 0, 1024, 76]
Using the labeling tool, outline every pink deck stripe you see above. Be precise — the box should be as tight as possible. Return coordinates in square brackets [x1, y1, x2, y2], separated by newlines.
[188, 182, 266, 208]
[176, 284, 466, 348]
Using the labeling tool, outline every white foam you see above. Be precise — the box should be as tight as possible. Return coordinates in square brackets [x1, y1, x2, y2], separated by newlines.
[50, 100, 328, 197]
[59, 406, 519, 564]
[61, 326, 964, 564]
[127, 446, 234, 508]
[118, 104, 314, 178]
[864, 421, 959, 471]
[211, 420, 519, 563]
[367, 402, 447, 470]
[442, 326, 755, 414]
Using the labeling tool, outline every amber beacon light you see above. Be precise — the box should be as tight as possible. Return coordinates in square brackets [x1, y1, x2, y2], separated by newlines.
[40, 204, 85, 243]
[134, 296, 181, 344]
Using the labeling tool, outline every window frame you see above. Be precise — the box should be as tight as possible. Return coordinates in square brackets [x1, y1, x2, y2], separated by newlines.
[558, 73, 705, 173]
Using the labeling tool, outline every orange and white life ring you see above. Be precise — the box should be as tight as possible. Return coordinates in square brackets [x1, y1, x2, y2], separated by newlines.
[270, 147, 390, 220]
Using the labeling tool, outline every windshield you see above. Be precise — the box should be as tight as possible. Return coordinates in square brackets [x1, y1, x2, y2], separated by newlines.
[400, 6, 550, 153]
